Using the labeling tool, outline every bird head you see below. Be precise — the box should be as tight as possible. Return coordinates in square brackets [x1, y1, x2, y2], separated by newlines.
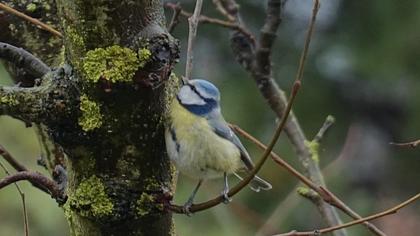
[177, 79, 221, 116]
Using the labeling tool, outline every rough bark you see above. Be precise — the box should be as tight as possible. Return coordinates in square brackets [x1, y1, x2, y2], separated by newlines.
[1, 0, 179, 235]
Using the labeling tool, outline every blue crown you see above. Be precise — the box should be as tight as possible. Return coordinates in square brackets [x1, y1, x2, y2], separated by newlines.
[189, 79, 220, 101]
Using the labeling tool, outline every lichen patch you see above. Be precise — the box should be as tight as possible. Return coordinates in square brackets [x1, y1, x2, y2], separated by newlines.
[78, 94, 103, 131]
[68, 176, 114, 218]
[82, 45, 141, 83]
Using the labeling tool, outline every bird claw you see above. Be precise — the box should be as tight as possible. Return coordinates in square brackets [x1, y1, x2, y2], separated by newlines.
[183, 201, 193, 216]
[221, 191, 232, 204]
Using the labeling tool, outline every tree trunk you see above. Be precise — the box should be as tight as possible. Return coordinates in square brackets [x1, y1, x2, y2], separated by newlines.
[0, 0, 179, 235]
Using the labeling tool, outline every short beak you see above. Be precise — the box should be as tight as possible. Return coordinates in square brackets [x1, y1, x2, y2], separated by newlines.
[180, 76, 188, 85]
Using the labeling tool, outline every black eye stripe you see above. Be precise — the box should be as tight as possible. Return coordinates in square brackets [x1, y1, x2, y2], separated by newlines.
[187, 84, 201, 97]
[187, 84, 216, 104]
[177, 84, 217, 116]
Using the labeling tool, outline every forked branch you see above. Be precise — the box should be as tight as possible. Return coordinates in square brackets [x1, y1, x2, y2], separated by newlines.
[164, 2, 254, 43]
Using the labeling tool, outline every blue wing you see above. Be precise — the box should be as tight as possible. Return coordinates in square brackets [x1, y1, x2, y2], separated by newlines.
[208, 114, 272, 191]
[207, 115, 255, 170]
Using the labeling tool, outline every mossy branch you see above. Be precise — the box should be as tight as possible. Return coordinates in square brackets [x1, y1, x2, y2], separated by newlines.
[0, 68, 79, 126]
[0, 84, 49, 124]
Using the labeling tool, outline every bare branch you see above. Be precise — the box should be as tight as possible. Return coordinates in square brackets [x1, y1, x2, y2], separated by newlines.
[184, 0, 203, 80]
[0, 42, 51, 78]
[0, 171, 66, 203]
[274, 194, 420, 236]
[0, 2, 62, 37]
[390, 139, 420, 148]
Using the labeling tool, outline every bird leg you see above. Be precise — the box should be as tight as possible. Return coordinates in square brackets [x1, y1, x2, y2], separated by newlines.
[183, 179, 203, 215]
[221, 172, 232, 204]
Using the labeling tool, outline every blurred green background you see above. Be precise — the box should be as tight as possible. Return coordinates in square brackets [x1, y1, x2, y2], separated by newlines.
[1, 0, 419, 235]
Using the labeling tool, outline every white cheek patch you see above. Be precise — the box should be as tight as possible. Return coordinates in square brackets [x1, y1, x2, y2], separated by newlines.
[178, 86, 206, 105]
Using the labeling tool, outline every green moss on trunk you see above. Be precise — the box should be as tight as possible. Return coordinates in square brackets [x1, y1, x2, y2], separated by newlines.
[1, 1, 179, 235]
[82, 46, 143, 83]
[52, 0, 179, 235]
[78, 94, 103, 131]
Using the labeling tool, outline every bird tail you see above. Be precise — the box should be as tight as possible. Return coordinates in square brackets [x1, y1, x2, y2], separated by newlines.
[234, 172, 272, 192]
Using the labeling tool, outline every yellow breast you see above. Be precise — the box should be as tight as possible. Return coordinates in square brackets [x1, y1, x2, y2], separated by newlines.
[168, 100, 242, 179]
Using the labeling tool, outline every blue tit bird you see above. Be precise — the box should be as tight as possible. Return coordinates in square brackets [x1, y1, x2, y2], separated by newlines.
[165, 79, 272, 211]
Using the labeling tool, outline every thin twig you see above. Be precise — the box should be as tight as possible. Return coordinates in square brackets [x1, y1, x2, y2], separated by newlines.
[167, 2, 182, 33]
[313, 115, 335, 142]
[293, 0, 319, 83]
[0, 161, 29, 236]
[0, 144, 28, 172]
[0, 2, 62, 38]
[184, 0, 203, 80]
[21, 193, 29, 236]
[22, 193, 29, 236]
[274, 194, 420, 236]
[0, 42, 51, 78]
[164, 3, 255, 45]
[390, 139, 420, 148]
[230, 125, 386, 236]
